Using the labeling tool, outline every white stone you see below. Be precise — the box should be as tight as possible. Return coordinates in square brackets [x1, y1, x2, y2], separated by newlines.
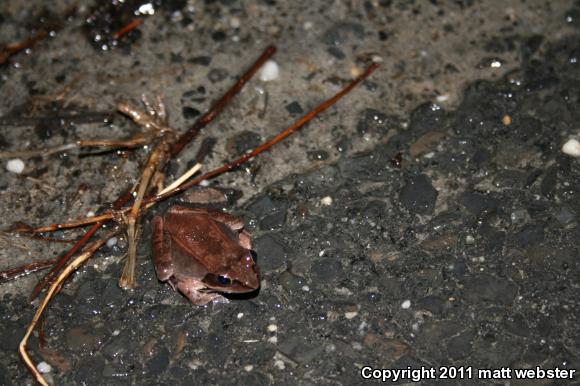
[107, 237, 118, 248]
[230, 17, 241, 28]
[401, 299, 411, 309]
[344, 311, 358, 319]
[6, 158, 25, 174]
[320, 196, 333, 206]
[259, 60, 279, 82]
[562, 138, 580, 157]
[274, 359, 285, 370]
[37, 361, 52, 374]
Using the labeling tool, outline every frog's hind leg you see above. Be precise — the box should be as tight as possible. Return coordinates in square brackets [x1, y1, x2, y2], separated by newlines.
[151, 216, 174, 281]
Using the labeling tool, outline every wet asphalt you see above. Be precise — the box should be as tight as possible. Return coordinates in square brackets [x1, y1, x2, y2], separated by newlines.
[0, 1, 579, 385]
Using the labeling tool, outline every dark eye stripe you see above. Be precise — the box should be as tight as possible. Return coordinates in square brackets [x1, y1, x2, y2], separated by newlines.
[250, 250, 258, 263]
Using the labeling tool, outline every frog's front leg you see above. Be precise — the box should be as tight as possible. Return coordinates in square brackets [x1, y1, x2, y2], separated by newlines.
[169, 277, 229, 306]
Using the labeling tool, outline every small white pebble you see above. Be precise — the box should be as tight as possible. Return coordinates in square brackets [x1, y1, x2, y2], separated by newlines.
[138, 3, 155, 15]
[37, 361, 52, 374]
[188, 359, 202, 370]
[301, 285, 310, 292]
[244, 365, 254, 372]
[320, 196, 333, 206]
[6, 158, 25, 174]
[112, 329, 120, 336]
[107, 237, 118, 248]
[86, 211, 95, 217]
[273, 359, 285, 370]
[230, 17, 241, 28]
[401, 299, 411, 309]
[199, 179, 210, 187]
[237, 312, 244, 319]
[259, 60, 279, 82]
[465, 235, 475, 244]
[268, 336, 278, 344]
[344, 311, 358, 320]
[562, 138, 580, 157]
[267, 324, 278, 332]
[436, 94, 449, 102]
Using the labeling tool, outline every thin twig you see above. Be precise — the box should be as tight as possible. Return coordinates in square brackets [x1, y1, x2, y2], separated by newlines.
[0, 128, 161, 159]
[170, 45, 276, 156]
[158, 163, 202, 196]
[19, 229, 120, 386]
[0, 30, 48, 65]
[154, 62, 380, 202]
[113, 18, 143, 40]
[29, 189, 134, 300]
[14, 61, 380, 235]
[13, 45, 277, 236]
[0, 258, 58, 284]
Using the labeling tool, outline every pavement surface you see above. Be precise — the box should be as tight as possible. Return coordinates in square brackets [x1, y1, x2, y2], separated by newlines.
[0, 0, 579, 385]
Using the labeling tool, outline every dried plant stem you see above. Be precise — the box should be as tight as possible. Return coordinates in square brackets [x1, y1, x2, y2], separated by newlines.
[157, 163, 202, 196]
[153, 62, 381, 201]
[0, 30, 49, 65]
[119, 142, 170, 288]
[29, 222, 103, 300]
[19, 229, 120, 386]
[170, 45, 276, 156]
[0, 128, 161, 159]
[0, 144, 77, 159]
[0, 258, 57, 284]
[16, 62, 380, 234]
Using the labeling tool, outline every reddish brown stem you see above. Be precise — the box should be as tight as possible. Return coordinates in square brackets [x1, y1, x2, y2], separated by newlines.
[170, 45, 277, 157]
[0, 30, 48, 65]
[113, 18, 143, 40]
[29, 189, 134, 300]
[0, 258, 58, 284]
[154, 62, 380, 202]
[29, 223, 102, 300]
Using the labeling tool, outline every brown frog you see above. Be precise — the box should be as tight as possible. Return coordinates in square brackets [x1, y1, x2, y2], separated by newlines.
[151, 205, 259, 305]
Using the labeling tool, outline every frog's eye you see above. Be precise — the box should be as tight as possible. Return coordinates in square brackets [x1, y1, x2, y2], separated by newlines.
[205, 274, 232, 287]
[217, 275, 232, 286]
[250, 250, 258, 263]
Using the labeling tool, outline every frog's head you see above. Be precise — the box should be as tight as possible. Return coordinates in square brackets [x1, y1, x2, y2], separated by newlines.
[202, 249, 260, 293]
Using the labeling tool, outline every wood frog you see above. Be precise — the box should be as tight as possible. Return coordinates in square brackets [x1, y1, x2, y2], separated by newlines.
[151, 205, 259, 305]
